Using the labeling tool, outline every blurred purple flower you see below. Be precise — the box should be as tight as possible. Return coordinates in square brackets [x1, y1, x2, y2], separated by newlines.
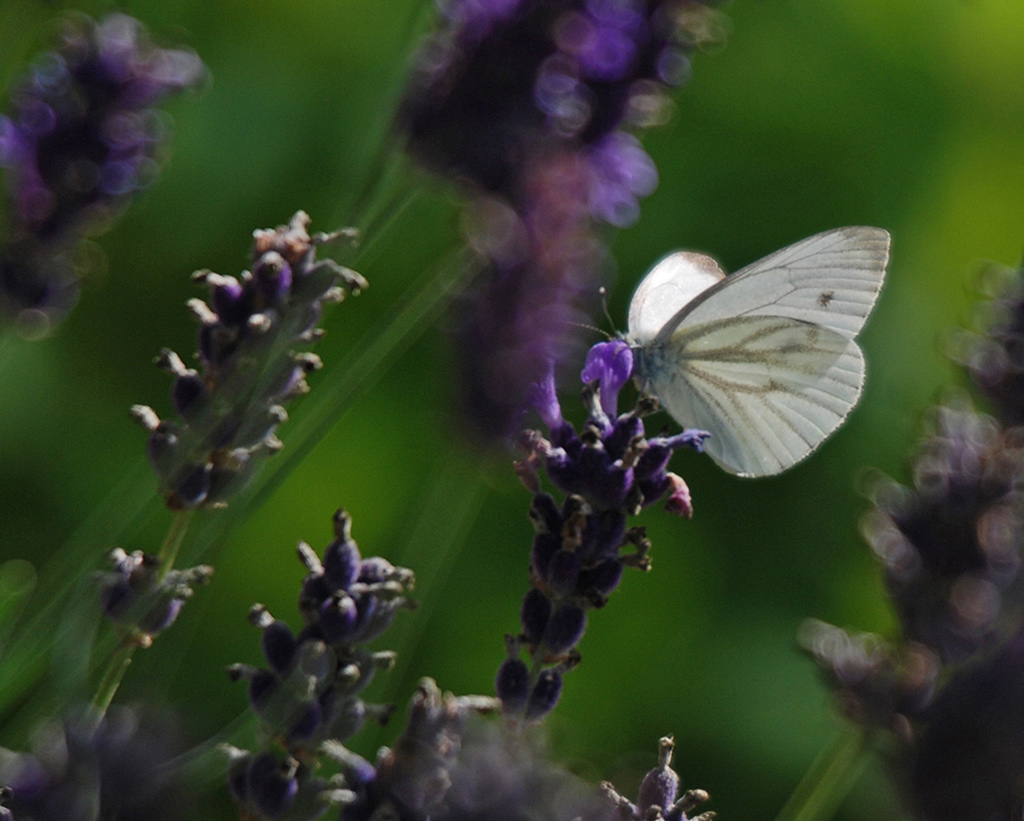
[0, 13, 203, 331]
[0, 706, 193, 821]
[399, 0, 721, 439]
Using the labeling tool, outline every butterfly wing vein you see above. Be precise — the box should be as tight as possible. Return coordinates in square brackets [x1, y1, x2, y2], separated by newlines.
[648, 316, 865, 476]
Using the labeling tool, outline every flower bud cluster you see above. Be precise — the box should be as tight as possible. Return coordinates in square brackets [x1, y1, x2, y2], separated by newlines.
[338, 678, 501, 821]
[132, 212, 366, 509]
[497, 340, 707, 721]
[97, 547, 213, 640]
[0, 13, 203, 330]
[956, 261, 1024, 426]
[804, 261, 1024, 819]
[226, 509, 417, 821]
[602, 736, 712, 821]
[805, 406, 1024, 732]
[0, 706, 191, 821]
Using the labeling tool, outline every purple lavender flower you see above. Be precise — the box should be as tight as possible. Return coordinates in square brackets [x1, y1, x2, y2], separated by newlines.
[400, 0, 716, 210]
[399, 0, 720, 439]
[499, 340, 707, 720]
[0, 706, 193, 821]
[603, 736, 713, 821]
[864, 404, 1023, 665]
[227, 511, 410, 757]
[97, 547, 212, 638]
[132, 212, 366, 509]
[0, 13, 203, 330]
[452, 153, 600, 439]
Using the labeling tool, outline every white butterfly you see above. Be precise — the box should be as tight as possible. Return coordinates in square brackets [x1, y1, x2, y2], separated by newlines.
[628, 226, 890, 478]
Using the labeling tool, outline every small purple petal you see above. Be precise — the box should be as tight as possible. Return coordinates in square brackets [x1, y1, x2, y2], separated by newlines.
[529, 362, 564, 430]
[581, 340, 634, 417]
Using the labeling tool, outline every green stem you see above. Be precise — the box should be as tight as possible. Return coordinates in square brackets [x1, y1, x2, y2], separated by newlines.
[87, 633, 142, 732]
[156, 509, 195, 581]
[774, 728, 873, 821]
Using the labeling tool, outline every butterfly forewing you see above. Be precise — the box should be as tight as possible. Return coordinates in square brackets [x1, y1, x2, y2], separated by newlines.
[654, 227, 889, 345]
[646, 315, 866, 476]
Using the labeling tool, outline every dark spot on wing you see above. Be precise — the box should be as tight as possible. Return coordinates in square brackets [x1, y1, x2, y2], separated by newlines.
[818, 290, 835, 308]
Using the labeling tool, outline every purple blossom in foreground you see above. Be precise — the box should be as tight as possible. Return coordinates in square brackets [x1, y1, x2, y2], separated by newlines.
[499, 340, 708, 720]
[132, 212, 366, 509]
[865, 405, 1023, 665]
[804, 258, 1024, 820]
[0, 706, 193, 821]
[399, 0, 721, 439]
[0, 13, 203, 331]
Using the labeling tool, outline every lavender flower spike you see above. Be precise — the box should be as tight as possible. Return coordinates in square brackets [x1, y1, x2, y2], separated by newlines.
[0, 13, 204, 331]
[133, 213, 365, 509]
[502, 340, 706, 721]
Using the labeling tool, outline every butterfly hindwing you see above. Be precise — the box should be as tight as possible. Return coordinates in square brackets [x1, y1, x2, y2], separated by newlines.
[644, 315, 866, 476]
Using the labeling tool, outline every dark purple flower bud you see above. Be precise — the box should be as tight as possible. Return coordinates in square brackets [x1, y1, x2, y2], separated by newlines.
[546, 549, 581, 597]
[253, 250, 293, 305]
[171, 372, 208, 418]
[248, 669, 278, 710]
[637, 737, 680, 817]
[262, 620, 297, 674]
[324, 510, 362, 589]
[358, 557, 394, 583]
[603, 413, 644, 461]
[531, 531, 561, 581]
[591, 508, 627, 558]
[580, 444, 633, 509]
[544, 603, 586, 654]
[205, 272, 250, 325]
[578, 557, 624, 597]
[170, 462, 211, 508]
[318, 593, 359, 644]
[496, 658, 531, 712]
[581, 340, 634, 417]
[226, 749, 253, 803]
[286, 700, 323, 742]
[246, 752, 299, 818]
[521, 588, 552, 644]
[526, 668, 563, 720]
[529, 491, 563, 534]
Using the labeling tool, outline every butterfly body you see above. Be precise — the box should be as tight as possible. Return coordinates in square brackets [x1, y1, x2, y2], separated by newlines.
[628, 227, 889, 477]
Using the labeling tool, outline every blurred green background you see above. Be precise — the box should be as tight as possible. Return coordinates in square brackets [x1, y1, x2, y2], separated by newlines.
[1, 0, 1023, 819]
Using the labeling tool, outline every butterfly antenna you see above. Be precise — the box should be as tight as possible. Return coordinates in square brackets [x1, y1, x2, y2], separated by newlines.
[567, 320, 611, 340]
[598, 287, 617, 333]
